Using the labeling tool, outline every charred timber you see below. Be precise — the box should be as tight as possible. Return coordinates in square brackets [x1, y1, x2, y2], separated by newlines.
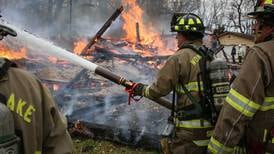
[93, 46, 169, 62]
[136, 22, 141, 42]
[68, 120, 162, 150]
[81, 6, 124, 55]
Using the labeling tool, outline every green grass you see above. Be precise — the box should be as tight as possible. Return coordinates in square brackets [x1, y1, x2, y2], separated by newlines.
[73, 138, 158, 154]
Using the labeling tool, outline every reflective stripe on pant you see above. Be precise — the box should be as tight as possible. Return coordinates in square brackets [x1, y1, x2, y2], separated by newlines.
[176, 119, 212, 147]
[193, 139, 210, 147]
[176, 119, 213, 129]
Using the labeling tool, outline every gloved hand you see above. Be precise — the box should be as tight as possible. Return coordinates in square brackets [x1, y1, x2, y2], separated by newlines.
[132, 83, 147, 96]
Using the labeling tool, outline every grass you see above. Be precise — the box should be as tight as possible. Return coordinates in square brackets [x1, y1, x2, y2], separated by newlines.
[73, 137, 158, 154]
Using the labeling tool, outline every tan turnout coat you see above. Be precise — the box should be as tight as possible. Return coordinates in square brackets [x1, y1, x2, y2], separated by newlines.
[0, 58, 73, 154]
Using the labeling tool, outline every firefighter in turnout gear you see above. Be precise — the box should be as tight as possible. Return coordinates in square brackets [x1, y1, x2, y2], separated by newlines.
[133, 13, 214, 153]
[207, 0, 274, 153]
[0, 24, 73, 154]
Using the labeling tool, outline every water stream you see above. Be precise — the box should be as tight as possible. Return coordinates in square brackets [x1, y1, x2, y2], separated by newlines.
[1, 20, 98, 72]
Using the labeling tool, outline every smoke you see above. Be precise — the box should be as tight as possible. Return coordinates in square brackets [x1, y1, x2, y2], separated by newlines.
[0, 0, 125, 49]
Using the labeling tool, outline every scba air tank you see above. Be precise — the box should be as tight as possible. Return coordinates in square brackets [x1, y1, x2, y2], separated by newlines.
[0, 102, 20, 154]
[209, 58, 230, 110]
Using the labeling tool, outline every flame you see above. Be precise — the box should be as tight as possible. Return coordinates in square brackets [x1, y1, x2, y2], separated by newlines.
[121, 0, 174, 55]
[73, 38, 88, 55]
[48, 56, 58, 63]
[53, 84, 60, 91]
[0, 42, 27, 59]
[73, 0, 176, 57]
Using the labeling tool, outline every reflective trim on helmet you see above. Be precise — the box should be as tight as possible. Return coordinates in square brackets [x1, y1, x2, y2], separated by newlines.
[171, 13, 205, 33]
[196, 18, 202, 24]
[188, 18, 195, 25]
[226, 88, 260, 117]
[176, 16, 182, 22]
[264, 0, 273, 5]
[179, 18, 185, 25]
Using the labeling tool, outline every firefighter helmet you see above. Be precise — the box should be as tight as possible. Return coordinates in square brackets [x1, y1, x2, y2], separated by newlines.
[171, 13, 205, 34]
[248, 0, 274, 18]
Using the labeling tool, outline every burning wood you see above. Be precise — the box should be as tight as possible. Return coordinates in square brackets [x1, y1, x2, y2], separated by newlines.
[69, 120, 94, 138]
[0, 42, 27, 60]
[81, 6, 124, 55]
[93, 46, 169, 66]
[136, 22, 141, 42]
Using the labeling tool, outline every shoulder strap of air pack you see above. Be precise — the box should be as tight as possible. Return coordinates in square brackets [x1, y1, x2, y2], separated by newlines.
[180, 44, 203, 56]
[179, 43, 207, 99]
[178, 44, 218, 123]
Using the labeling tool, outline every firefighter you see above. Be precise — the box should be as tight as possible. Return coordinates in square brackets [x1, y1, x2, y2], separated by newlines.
[237, 44, 244, 64]
[133, 13, 213, 154]
[231, 46, 236, 64]
[207, 0, 274, 153]
[0, 24, 73, 153]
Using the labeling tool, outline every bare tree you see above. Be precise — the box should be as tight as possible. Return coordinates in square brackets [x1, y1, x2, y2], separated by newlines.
[164, 0, 201, 13]
[199, 0, 228, 31]
[227, 0, 255, 33]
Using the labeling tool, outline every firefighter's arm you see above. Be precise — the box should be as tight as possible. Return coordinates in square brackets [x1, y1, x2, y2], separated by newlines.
[40, 82, 73, 154]
[144, 53, 186, 98]
[208, 49, 269, 153]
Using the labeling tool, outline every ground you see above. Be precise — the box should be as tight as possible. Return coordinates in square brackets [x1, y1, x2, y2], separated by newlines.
[73, 137, 158, 154]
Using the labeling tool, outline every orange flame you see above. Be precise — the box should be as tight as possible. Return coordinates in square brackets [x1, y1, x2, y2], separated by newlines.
[0, 42, 27, 59]
[121, 0, 173, 55]
[73, 38, 88, 55]
[48, 56, 58, 63]
[53, 84, 61, 91]
[73, 0, 175, 57]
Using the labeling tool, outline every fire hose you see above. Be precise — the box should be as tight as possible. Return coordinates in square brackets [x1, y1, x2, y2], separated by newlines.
[1, 21, 173, 110]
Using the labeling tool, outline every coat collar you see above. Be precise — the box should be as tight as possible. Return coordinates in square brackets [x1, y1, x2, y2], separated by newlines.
[178, 39, 202, 51]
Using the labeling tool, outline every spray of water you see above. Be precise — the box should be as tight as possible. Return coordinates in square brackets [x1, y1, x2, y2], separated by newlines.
[0, 20, 98, 72]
